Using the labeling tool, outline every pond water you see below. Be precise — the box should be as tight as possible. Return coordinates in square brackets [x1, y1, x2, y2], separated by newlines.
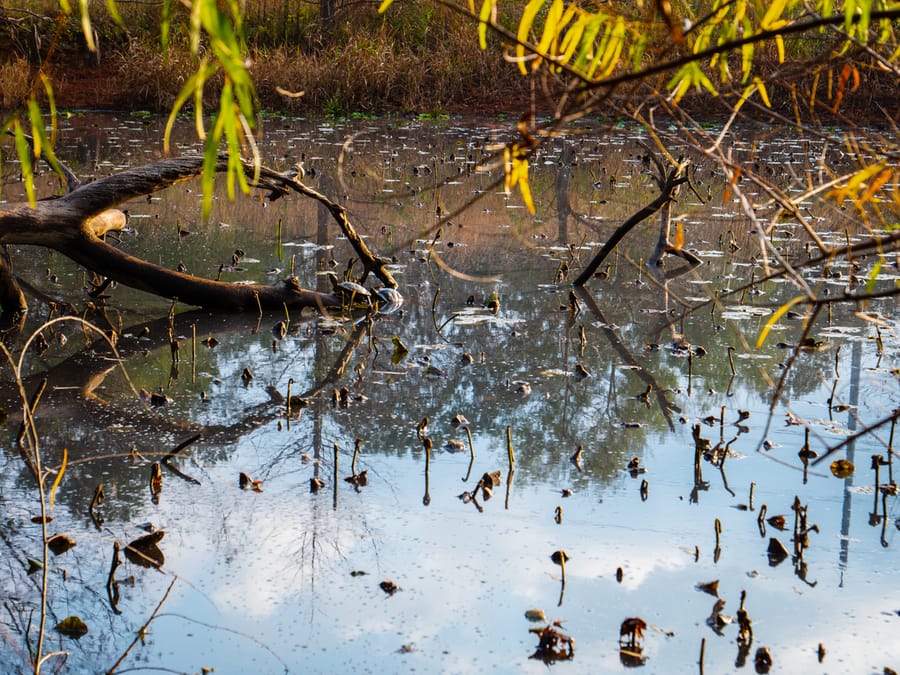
[0, 113, 898, 674]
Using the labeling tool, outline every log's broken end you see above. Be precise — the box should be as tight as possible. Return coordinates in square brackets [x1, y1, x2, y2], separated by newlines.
[85, 209, 128, 238]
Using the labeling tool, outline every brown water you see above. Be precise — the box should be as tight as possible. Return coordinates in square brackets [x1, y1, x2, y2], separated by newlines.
[0, 113, 898, 674]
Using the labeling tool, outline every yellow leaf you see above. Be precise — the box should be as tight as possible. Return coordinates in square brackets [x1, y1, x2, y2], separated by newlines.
[516, 157, 536, 214]
[558, 15, 587, 66]
[671, 75, 691, 103]
[828, 162, 887, 203]
[756, 296, 806, 348]
[673, 222, 684, 250]
[534, 0, 565, 70]
[50, 448, 68, 514]
[79, 0, 96, 52]
[760, 0, 788, 29]
[377, 0, 394, 12]
[517, 0, 544, 74]
[479, 0, 497, 51]
[753, 77, 771, 107]
[732, 83, 756, 113]
[859, 168, 893, 205]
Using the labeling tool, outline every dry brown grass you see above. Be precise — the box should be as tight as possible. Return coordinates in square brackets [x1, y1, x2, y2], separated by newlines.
[1, 1, 533, 115]
[0, 57, 32, 109]
[112, 42, 201, 111]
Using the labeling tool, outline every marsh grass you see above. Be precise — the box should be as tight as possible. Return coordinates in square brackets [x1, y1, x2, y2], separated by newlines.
[1, 1, 530, 114]
[0, 57, 32, 109]
[1, 2, 894, 119]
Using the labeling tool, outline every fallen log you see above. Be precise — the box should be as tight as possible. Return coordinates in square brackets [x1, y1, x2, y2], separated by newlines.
[0, 154, 400, 312]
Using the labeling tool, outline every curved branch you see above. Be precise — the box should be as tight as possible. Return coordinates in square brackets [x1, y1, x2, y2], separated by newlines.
[65, 234, 339, 311]
[573, 163, 688, 286]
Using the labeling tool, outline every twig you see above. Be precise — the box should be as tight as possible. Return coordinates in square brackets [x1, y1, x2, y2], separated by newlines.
[160, 434, 202, 485]
[106, 577, 177, 674]
[106, 542, 122, 615]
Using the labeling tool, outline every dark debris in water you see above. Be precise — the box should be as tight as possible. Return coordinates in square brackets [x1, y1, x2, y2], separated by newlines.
[239, 471, 263, 492]
[124, 530, 165, 569]
[529, 621, 574, 664]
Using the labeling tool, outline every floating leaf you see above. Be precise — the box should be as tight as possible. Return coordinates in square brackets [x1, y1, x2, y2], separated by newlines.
[125, 530, 165, 569]
[344, 470, 368, 487]
[445, 438, 467, 453]
[696, 580, 719, 597]
[830, 459, 855, 478]
[766, 514, 787, 531]
[55, 615, 88, 639]
[391, 336, 409, 364]
[47, 533, 76, 556]
[525, 608, 547, 623]
[766, 537, 789, 566]
[570, 445, 584, 472]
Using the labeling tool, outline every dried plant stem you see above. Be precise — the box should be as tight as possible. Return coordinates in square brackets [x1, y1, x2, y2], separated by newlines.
[0, 317, 139, 674]
[106, 577, 177, 674]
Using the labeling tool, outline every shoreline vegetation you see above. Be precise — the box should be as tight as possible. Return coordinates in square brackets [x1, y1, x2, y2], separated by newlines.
[1, 1, 897, 124]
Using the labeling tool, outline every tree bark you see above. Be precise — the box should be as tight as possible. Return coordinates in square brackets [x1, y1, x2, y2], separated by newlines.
[0, 156, 398, 312]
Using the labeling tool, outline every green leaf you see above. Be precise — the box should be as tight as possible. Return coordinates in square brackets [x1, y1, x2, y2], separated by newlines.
[104, 0, 124, 28]
[55, 616, 89, 639]
[12, 121, 36, 207]
[161, 0, 174, 53]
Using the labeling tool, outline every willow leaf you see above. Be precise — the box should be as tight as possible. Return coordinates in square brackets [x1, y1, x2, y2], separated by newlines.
[79, 0, 96, 52]
[49, 448, 68, 514]
[534, 0, 565, 70]
[478, 0, 497, 50]
[13, 121, 35, 207]
[517, 0, 544, 74]
[757, 296, 806, 348]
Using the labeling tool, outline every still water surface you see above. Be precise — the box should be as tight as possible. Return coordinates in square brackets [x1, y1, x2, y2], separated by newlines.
[0, 114, 898, 674]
